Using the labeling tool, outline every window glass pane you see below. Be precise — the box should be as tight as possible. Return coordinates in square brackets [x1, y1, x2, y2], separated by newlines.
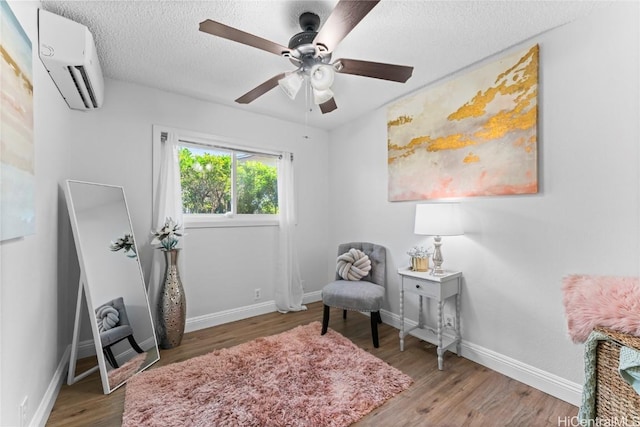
[236, 153, 278, 214]
[179, 146, 231, 214]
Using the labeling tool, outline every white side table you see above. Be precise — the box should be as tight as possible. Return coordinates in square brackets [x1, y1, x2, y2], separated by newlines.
[398, 268, 462, 370]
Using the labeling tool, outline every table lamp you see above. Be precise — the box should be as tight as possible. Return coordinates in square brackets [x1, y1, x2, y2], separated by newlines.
[414, 203, 463, 275]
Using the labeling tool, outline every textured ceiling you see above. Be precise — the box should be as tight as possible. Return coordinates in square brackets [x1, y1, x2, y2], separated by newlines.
[40, 0, 604, 130]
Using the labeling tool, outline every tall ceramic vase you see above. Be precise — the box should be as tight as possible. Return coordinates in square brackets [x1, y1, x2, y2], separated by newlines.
[158, 248, 186, 349]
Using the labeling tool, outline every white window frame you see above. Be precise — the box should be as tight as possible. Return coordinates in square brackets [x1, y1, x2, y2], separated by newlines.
[152, 125, 281, 228]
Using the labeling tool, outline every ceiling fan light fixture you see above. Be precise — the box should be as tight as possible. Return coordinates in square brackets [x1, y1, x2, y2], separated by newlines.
[278, 72, 304, 100]
[313, 87, 334, 105]
[309, 64, 335, 91]
[201, 1, 415, 115]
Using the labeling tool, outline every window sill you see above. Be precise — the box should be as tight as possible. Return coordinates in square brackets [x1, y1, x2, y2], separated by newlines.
[184, 215, 279, 229]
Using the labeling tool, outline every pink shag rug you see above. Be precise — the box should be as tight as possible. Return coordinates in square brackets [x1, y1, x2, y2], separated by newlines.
[562, 274, 640, 343]
[122, 322, 412, 426]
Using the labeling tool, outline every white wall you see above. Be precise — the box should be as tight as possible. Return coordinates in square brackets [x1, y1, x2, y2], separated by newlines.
[1, 1, 76, 426]
[327, 1, 639, 404]
[65, 80, 331, 325]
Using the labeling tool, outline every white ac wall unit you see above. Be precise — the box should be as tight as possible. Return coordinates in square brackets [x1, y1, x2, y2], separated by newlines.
[38, 9, 104, 110]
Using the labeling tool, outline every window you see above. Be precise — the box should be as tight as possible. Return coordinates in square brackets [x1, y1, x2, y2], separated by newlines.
[179, 145, 232, 214]
[179, 144, 279, 216]
[153, 127, 283, 228]
[177, 141, 280, 227]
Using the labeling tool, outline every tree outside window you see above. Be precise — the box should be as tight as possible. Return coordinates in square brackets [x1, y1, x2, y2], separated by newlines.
[236, 154, 278, 214]
[178, 146, 278, 215]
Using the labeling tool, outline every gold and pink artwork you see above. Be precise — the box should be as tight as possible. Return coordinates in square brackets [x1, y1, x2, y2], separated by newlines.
[388, 45, 538, 201]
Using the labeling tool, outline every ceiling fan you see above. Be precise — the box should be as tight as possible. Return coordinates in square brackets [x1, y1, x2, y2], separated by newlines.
[199, 0, 414, 114]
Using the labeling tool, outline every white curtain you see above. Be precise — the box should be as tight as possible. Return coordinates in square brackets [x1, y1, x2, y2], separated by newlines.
[275, 152, 306, 313]
[149, 132, 184, 320]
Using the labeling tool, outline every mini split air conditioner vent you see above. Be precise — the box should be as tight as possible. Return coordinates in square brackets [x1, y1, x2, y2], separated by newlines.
[38, 9, 104, 110]
[67, 66, 98, 109]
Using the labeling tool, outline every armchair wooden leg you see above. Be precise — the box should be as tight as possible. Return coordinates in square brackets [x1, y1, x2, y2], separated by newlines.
[321, 304, 330, 335]
[371, 312, 380, 348]
[104, 347, 119, 369]
[127, 335, 144, 353]
[343, 310, 347, 320]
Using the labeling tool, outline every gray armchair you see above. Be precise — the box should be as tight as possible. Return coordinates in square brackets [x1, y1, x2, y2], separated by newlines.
[96, 297, 144, 368]
[321, 242, 386, 347]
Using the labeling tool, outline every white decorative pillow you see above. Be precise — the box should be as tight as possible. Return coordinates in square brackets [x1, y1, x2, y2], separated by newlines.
[337, 248, 372, 281]
[96, 305, 120, 332]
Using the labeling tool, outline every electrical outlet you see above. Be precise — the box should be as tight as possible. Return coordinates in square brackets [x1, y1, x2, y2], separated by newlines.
[254, 288, 261, 300]
[20, 396, 28, 427]
[444, 315, 455, 329]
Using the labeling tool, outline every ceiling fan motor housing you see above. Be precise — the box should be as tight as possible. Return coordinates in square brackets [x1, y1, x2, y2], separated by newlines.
[289, 11, 321, 49]
[299, 12, 320, 32]
[288, 31, 316, 49]
[287, 12, 332, 68]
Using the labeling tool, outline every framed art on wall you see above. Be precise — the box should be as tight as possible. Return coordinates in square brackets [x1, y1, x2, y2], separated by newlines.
[388, 45, 538, 201]
[0, 0, 34, 241]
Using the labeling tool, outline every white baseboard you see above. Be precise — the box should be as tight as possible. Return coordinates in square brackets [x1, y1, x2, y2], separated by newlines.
[78, 297, 322, 356]
[302, 290, 322, 304]
[77, 338, 96, 359]
[461, 340, 582, 406]
[185, 300, 278, 333]
[31, 346, 70, 427]
[380, 309, 582, 406]
[186, 291, 323, 333]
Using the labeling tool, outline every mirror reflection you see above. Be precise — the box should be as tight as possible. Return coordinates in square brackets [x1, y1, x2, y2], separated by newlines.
[65, 180, 159, 393]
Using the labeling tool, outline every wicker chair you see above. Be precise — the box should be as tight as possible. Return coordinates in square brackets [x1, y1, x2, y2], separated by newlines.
[593, 327, 640, 418]
[321, 242, 386, 348]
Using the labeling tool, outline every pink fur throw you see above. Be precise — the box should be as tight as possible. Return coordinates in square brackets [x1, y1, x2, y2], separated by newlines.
[562, 274, 640, 343]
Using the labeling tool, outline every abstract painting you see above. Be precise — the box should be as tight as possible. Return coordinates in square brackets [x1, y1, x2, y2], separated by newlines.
[1, 0, 34, 241]
[388, 45, 538, 201]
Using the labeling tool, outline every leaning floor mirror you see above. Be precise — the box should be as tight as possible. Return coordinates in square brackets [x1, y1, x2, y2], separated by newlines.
[65, 180, 159, 393]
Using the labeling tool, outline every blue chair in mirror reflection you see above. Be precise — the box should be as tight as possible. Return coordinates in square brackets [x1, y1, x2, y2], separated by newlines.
[95, 297, 144, 368]
[321, 242, 387, 348]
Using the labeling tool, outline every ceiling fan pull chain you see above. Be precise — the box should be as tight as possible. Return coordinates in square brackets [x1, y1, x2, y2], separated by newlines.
[303, 77, 310, 139]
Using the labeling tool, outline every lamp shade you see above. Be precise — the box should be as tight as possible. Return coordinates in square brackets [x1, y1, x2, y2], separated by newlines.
[309, 64, 335, 91]
[312, 87, 334, 105]
[278, 72, 304, 100]
[414, 203, 463, 236]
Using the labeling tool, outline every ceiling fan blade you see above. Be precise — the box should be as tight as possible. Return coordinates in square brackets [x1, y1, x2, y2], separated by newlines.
[334, 58, 413, 83]
[313, 0, 380, 52]
[320, 97, 338, 114]
[199, 19, 290, 56]
[235, 73, 287, 104]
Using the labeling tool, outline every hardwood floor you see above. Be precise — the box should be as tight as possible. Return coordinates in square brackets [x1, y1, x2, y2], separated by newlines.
[47, 302, 577, 426]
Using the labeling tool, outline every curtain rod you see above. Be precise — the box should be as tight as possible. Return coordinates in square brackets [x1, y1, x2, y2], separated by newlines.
[160, 131, 284, 160]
